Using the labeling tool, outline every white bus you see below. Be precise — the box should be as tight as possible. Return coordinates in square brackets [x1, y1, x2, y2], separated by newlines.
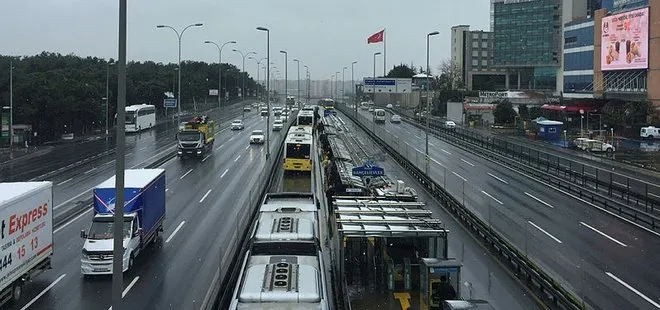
[373, 108, 386, 123]
[125, 104, 156, 133]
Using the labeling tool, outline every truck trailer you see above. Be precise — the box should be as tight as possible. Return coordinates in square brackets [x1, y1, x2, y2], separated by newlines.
[80, 169, 166, 275]
[177, 115, 216, 158]
[0, 182, 53, 306]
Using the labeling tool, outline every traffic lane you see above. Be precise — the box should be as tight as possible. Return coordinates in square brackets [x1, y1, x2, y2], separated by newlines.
[13, 119, 266, 310]
[343, 113, 540, 309]
[7, 152, 194, 310]
[381, 117, 660, 309]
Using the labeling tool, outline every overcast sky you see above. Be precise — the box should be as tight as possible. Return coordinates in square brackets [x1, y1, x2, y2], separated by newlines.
[1, 0, 489, 80]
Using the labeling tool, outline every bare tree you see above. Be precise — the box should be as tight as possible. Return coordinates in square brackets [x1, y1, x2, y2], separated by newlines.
[437, 59, 464, 90]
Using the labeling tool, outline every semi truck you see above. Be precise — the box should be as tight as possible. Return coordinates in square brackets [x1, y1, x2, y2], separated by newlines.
[0, 182, 53, 306]
[80, 169, 166, 275]
[176, 115, 216, 158]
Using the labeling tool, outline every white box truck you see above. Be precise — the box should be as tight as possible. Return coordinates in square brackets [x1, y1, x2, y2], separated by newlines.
[0, 182, 53, 306]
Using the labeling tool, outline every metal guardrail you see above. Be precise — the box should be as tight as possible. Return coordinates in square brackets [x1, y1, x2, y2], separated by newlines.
[399, 117, 660, 233]
[420, 117, 660, 214]
[338, 104, 583, 310]
[205, 116, 296, 310]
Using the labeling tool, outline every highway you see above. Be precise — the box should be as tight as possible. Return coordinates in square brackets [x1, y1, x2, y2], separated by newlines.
[337, 111, 539, 309]
[8, 105, 286, 310]
[349, 108, 660, 310]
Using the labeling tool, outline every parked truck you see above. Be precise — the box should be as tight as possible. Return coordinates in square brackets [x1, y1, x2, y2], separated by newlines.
[176, 115, 216, 158]
[0, 182, 53, 306]
[80, 169, 166, 275]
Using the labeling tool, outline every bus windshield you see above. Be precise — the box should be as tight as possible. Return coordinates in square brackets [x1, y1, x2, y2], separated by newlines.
[125, 111, 136, 124]
[298, 116, 313, 126]
[286, 143, 311, 159]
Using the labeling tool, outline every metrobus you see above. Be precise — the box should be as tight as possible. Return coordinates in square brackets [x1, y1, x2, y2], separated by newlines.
[297, 110, 315, 127]
[125, 104, 156, 133]
[286, 96, 295, 106]
[318, 98, 335, 110]
[284, 126, 313, 172]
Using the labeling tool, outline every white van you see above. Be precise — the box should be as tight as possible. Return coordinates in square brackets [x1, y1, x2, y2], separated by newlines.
[640, 126, 660, 139]
[374, 109, 386, 123]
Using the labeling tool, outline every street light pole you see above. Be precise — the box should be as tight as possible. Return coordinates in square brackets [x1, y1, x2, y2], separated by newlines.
[293, 59, 300, 110]
[335, 72, 339, 102]
[157, 23, 204, 125]
[9, 59, 13, 158]
[233, 49, 257, 119]
[373, 52, 381, 102]
[248, 57, 265, 99]
[257, 26, 271, 159]
[280, 51, 288, 122]
[204, 40, 236, 109]
[352, 61, 357, 116]
[426, 31, 440, 174]
[342, 66, 347, 103]
[105, 61, 115, 135]
[304, 65, 309, 103]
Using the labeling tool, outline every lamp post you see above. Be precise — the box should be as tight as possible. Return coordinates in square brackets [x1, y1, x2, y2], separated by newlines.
[8, 59, 14, 158]
[342, 66, 347, 103]
[280, 50, 288, 113]
[373, 52, 381, 101]
[293, 59, 300, 109]
[233, 49, 257, 119]
[335, 71, 339, 102]
[426, 31, 440, 174]
[105, 61, 115, 135]
[204, 40, 236, 109]
[257, 26, 271, 159]
[249, 57, 265, 99]
[352, 61, 357, 116]
[304, 65, 309, 103]
[156, 22, 204, 125]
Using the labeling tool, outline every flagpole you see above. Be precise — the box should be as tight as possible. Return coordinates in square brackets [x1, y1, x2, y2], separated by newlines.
[383, 28, 386, 76]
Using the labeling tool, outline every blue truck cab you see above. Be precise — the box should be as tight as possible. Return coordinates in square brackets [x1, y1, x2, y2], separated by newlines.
[80, 169, 166, 275]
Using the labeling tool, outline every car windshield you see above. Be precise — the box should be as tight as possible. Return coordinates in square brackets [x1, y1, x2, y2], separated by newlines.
[232, 121, 242, 125]
[252, 130, 263, 135]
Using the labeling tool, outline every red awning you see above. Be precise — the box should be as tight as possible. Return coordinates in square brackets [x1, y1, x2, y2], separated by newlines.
[541, 104, 597, 113]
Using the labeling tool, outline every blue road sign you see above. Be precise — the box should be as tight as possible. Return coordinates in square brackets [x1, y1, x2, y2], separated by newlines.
[163, 98, 177, 108]
[324, 109, 337, 117]
[352, 161, 385, 176]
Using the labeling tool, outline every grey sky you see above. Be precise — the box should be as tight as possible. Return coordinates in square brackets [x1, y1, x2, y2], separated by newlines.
[1, 0, 489, 80]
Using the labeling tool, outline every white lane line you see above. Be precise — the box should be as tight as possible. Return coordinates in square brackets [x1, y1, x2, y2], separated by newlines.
[202, 155, 210, 162]
[20, 274, 67, 310]
[57, 178, 72, 186]
[180, 169, 193, 180]
[108, 276, 141, 309]
[54, 209, 91, 234]
[430, 158, 445, 167]
[460, 158, 475, 167]
[139, 146, 147, 151]
[481, 190, 503, 205]
[245, 145, 249, 151]
[83, 167, 97, 174]
[228, 136, 234, 141]
[524, 192, 555, 209]
[441, 149, 451, 155]
[580, 222, 628, 247]
[528, 221, 563, 244]
[199, 189, 212, 203]
[451, 171, 467, 182]
[235, 155, 241, 162]
[215, 144, 224, 151]
[220, 169, 229, 178]
[165, 221, 186, 243]
[487, 173, 509, 184]
[429, 142, 435, 147]
[605, 272, 660, 309]
[130, 145, 175, 169]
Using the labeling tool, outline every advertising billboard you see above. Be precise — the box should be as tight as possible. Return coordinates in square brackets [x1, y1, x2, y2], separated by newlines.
[601, 7, 649, 71]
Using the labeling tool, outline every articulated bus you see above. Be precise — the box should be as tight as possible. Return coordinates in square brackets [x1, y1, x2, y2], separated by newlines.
[284, 126, 314, 172]
[296, 110, 315, 127]
[318, 98, 335, 110]
[125, 104, 156, 133]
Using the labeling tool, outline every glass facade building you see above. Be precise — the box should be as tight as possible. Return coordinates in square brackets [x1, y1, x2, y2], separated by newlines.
[563, 19, 595, 95]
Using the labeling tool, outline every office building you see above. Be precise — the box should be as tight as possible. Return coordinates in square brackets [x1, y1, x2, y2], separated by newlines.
[563, 18, 595, 98]
[450, 25, 506, 91]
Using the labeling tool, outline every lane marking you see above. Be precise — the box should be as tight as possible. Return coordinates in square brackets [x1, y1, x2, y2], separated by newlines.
[430, 158, 445, 167]
[215, 144, 224, 151]
[57, 178, 72, 186]
[234, 155, 241, 162]
[83, 167, 97, 174]
[245, 145, 249, 151]
[139, 146, 147, 151]
[441, 149, 451, 155]
[220, 169, 229, 178]
[528, 221, 563, 244]
[524, 192, 555, 209]
[481, 190, 503, 205]
[580, 222, 627, 247]
[165, 221, 186, 243]
[202, 155, 210, 162]
[605, 272, 660, 309]
[228, 136, 234, 141]
[487, 172, 509, 184]
[199, 189, 212, 203]
[180, 169, 193, 180]
[451, 171, 467, 182]
[428, 142, 435, 147]
[20, 274, 67, 310]
[108, 276, 141, 309]
[460, 158, 475, 167]
[54, 209, 92, 234]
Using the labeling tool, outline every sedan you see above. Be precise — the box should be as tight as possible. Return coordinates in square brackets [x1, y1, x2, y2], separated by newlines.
[230, 120, 244, 130]
[249, 130, 265, 144]
[390, 115, 402, 124]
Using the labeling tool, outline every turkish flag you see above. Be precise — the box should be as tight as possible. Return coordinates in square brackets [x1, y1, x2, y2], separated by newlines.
[367, 30, 384, 44]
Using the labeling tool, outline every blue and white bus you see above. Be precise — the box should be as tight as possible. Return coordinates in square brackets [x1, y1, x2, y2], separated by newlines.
[125, 104, 156, 133]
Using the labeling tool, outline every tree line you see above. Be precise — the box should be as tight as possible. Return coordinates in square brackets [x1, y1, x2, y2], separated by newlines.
[0, 52, 261, 142]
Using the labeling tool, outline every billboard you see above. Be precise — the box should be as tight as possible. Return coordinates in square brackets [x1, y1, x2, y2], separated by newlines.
[601, 7, 649, 71]
[363, 78, 412, 93]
